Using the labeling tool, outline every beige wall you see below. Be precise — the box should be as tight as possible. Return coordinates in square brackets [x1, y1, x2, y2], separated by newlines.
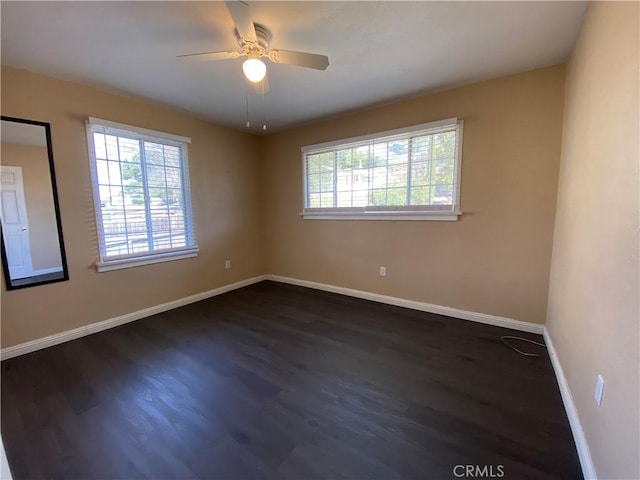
[546, 3, 639, 479]
[1, 142, 63, 271]
[261, 66, 565, 324]
[1, 66, 265, 348]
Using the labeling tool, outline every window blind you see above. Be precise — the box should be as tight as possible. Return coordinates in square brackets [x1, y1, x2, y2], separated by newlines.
[302, 119, 463, 218]
[86, 118, 197, 266]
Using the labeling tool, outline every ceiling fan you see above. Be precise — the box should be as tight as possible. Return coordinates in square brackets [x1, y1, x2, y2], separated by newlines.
[178, 1, 330, 85]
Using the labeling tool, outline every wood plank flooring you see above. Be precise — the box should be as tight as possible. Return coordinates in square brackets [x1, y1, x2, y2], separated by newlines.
[1, 281, 581, 479]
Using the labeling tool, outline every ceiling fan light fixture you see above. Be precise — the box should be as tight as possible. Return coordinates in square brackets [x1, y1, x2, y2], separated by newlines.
[243, 57, 266, 83]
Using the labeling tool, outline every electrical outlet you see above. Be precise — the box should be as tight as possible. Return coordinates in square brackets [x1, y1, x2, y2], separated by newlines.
[595, 375, 604, 406]
[225, 260, 231, 269]
[379, 266, 386, 277]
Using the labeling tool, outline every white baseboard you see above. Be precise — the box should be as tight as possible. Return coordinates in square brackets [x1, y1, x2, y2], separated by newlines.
[32, 267, 64, 276]
[1, 273, 543, 359]
[544, 328, 597, 480]
[0, 275, 267, 361]
[265, 274, 544, 334]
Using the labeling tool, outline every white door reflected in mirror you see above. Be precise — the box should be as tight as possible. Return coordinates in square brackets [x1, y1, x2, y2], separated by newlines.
[0, 166, 34, 279]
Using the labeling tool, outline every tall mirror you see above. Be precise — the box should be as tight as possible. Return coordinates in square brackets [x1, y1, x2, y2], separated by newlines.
[1, 116, 69, 289]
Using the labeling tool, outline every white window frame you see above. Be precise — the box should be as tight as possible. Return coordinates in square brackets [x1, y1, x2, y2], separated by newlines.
[301, 118, 464, 221]
[86, 117, 198, 272]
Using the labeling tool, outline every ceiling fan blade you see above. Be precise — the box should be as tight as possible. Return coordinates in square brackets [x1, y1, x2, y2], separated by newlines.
[225, 1, 257, 42]
[249, 75, 270, 94]
[177, 50, 239, 62]
[268, 49, 329, 70]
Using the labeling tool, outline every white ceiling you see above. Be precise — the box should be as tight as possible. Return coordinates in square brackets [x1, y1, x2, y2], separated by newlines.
[1, 1, 587, 133]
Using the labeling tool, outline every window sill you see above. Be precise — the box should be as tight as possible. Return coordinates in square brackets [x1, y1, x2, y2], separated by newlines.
[95, 247, 199, 272]
[301, 211, 462, 221]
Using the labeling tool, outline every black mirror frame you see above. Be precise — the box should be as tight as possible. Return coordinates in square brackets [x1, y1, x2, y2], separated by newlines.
[1, 116, 69, 290]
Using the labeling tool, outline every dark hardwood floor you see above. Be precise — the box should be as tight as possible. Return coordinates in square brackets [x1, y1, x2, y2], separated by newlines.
[1, 281, 581, 479]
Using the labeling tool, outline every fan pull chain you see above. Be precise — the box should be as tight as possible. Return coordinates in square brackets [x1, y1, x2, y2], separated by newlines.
[262, 80, 267, 131]
[245, 82, 250, 128]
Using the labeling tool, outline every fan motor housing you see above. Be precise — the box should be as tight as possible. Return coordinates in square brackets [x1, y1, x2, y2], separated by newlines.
[236, 23, 271, 51]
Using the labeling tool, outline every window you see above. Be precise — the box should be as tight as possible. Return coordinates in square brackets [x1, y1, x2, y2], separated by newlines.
[86, 118, 197, 272]
[302, 118, 463, 220]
